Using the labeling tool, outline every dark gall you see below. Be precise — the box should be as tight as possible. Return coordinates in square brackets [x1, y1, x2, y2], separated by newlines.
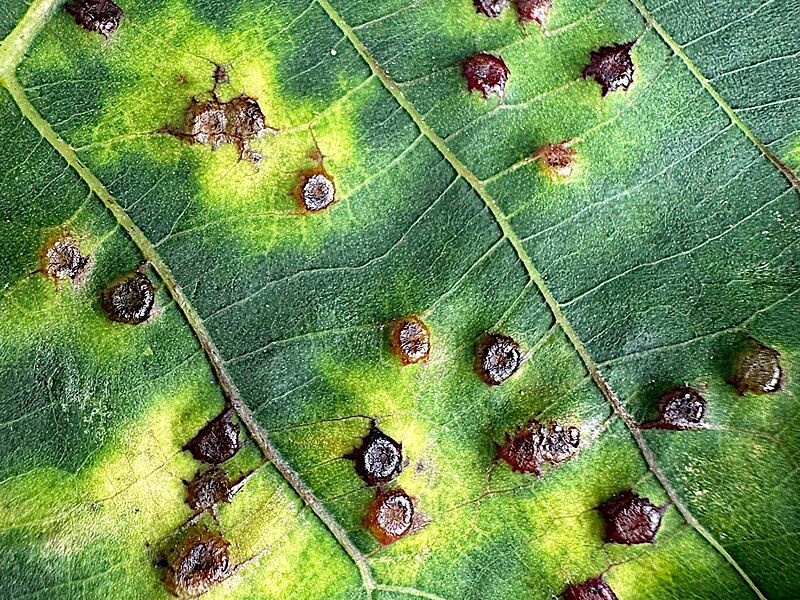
[389, 316, 431, 365]
[101, 271, 155, 325]
[295, 169, 336, 212]
[476, 333, 522, 385]
[164, 527, 232, 597]
[185, 468, 239, 512]
[563, 576, 618, 600]
[365, 488, 415, 545]
[644, 386, 707, 430]
[42, 235, 91, 284]
[515, 0, 552, 26]
[462, 53, 510, 99]
[582, 42, 635, 95]
[65, 0, 123, 39]
[600, 490, 665, 545]
[732, 341, 783, 394]
[185, 409, 241, 464]
[498, 419, 580, 475]
[473, 0, 511, 17]
[346, 424, 403, 486]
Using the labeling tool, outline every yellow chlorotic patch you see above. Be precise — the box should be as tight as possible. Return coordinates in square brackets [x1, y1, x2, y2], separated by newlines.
[0, 377, 221, 563]
[24, 0, 371, 254]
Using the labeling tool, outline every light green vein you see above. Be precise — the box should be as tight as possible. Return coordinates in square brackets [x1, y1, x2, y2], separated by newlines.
[0, 0, 62, 79]
[626, 0, 799, 192]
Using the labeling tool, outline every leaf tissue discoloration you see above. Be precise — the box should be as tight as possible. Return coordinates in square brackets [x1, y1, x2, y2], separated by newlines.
[462, 53, 510, 100]
[346, 423, 404, 486]
[185, 408, 242, 465]
[389, 316, 431, 365]
[163, 527, 232, 598]
[497, 419, 580, 475]
[65, 0, 123, 40]
[600, 490, 665, 545]
[582, 42, 635, 96]
[101, 271, 156, 325]
[732, 340, 783, 395]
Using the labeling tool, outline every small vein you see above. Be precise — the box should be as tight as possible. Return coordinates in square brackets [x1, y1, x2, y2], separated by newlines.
[560, 185, 793, 307]
[624, 0, 800, 192]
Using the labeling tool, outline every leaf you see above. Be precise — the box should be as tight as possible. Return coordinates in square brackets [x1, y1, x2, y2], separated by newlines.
[0, 0, 797, 598]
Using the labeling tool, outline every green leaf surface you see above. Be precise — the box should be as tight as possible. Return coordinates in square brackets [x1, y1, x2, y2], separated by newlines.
[0, 0, 797, 598]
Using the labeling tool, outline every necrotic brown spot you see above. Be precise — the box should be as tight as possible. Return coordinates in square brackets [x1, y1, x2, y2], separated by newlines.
[65, 0, 123, 39]
[295, 169, 336, 212]
[365, 488, 415, 545]
[515, 0, 551, 26]
[462, 53, 510, 99]
[185, 468, 239, 512]
[389, 316, 430, 365]
[534, 142, 576, 179]
[101, 271, 155, 325]
[476, 333, 522, 385]
[473, 0, 511, 17]
[42, 235, 91, 285]
[185, 409, 241, 464]
[164, 527, 232, 597]
[213, 64, 230, 86]
[732, 340, 783, 394]
[643, 386, 707, 430]
[582, 42, 635, 95]
[346, 424, 403, 486]
[600, 490, 665, 545]
[167, 93, 271, 163]
[563, 577, 618, 600]
[498, 419, 580, 475]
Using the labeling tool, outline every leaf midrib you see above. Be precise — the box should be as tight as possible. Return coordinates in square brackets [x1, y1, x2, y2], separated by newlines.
[0, 0, 781, 597]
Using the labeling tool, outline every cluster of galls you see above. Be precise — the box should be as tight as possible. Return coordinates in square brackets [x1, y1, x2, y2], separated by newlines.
[39, 234, 159, 324]
[464, 7, 635, 100]
[465, 7, 635, 186]
[346, 423, 427, 545]
[41, 233, 160, 325]
[357, 321, 532, 544]
[642, 340, 784, 431]
[157, 408, 248, 597]
[165, 93, 274, 164]
[387, 316, 525, 387]
[473, 0, 553, 27]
